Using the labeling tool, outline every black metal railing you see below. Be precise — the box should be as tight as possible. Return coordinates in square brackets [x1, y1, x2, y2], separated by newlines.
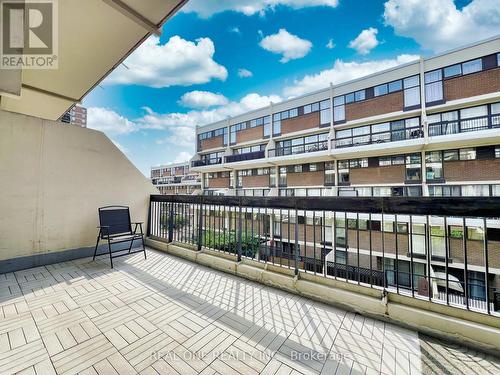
[191, 157, 222, 167]
[334, 126, 423, 149]
[268, 140, 328, 157]
[148, 195, 500, 316]
[225, 150, 265, 163]
[428, 113, 500, 137]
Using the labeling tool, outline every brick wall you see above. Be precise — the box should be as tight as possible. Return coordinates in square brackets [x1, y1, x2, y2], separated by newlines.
[444, 68, 500, 101]
[242, 175, 269, 188]
[200, 135, 224, 151]
[349, 165, 405, 185]
[236, 126, 263, 143]
[345, 92, 403, 121]
[281, 112, 320, 135]
[287, 171, 325, 186]
[444, 159, 500, 181]
[208, 177, 230, 189]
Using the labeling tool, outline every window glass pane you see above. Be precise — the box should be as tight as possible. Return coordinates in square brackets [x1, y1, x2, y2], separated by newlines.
[320, 108, 331, 125]
[333, 96, 344, 106]
[311, 102, 319, 112]
[459, 148, 476, 160]
[352, 126, 370, 136]
[460, 105, 487, 119]
[425, 81, 443, 103]
[374, 84, 388, 96]
[462, 59, 482, 74]
[444, 64, 461, 77]
[388, 80, 402, 92]
[320, 99, 330, 109]
[462, 185, 489, 197]
[304, 104, 311, 114]
[334, 105, 345, 122]
[490, 102, 500, 115]
[404, 86, 420, 107]
[289, 108, 298, 117]
[404, 75, 419, 88]
[425, 70, 442, 83]
[441, 110, 459, 122]
[443, 150, 458, 161]
[345, 93, 355, 103]
[355, 90, 365, 101]
[372, 122, 390, 133]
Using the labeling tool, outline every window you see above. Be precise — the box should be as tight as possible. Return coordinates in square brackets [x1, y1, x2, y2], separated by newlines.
[412, 223, 426, 256]
[374, 84, 388, 96]
[424, 70, 443, 104]
[388, 80, 402, 92]
[325, 162, 335, 185]
[355, 90, 365, 101]
[403, 75, 420, 108]
[461, 185, 490, 197]
[269, 168, 277, 187]
[459, 148, 476, 160]
[444, 64, 461, 78]
[405, 153, 421, 181]
[462, 59, 482, 75]
[333, 96, 345, 122]
[496, 146, 500, 159]
[425, 151, 443, 181]
[273, 113, 281, 135]
[430, 226, 446, 258]
[320, 99, 331, 125]
[443, 150, 458, 161]
[263, 115, 271, 137]
[279, 167, 287, 186]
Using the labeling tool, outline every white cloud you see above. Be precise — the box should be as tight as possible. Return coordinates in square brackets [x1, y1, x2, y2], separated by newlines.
[284, 54, 419, 97]
[87, 107, 137, 136]
[238, 68, 253, 78]
[156, 126, 196, 147]
[229, 26, 241, 34]
[173, 151, 193, 163]
[105, 35, 227, 88]
[349, 27, 379, 55]
[140, 93, 282, 132]
[259, 29, 312, 63]
[183, 0, 339, 18]
[383, 0, 500, 52]
[179, 91, 229, 109]
[326, 38, 335, 49]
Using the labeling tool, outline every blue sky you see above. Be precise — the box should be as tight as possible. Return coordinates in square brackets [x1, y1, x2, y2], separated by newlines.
[83, 0, 499, 176]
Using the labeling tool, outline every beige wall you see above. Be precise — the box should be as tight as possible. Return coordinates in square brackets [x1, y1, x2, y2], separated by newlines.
[0, 109, 157, 261]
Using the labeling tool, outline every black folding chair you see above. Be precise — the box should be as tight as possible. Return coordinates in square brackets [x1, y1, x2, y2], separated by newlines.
[92, 206, 146, 268]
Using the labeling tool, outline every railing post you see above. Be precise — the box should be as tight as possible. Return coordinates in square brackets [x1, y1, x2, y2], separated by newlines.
[237, 201, 242, 262]
[168, 202, 174, 243]
[197, 196, 204, 251]
[146, 196, 152, 237]
[294, 207, 299, 276]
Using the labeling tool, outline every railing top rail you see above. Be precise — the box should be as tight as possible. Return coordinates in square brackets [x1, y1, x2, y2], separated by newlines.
[150, 195, 500, 217]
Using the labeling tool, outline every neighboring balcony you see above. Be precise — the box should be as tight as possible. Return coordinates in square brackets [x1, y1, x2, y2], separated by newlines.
[192, 157, 222, 167]
[225, 150, 265, 163]
[334, 125, 423, 149]
[268, 140, 328, 157]
[428, 113, 500, 137]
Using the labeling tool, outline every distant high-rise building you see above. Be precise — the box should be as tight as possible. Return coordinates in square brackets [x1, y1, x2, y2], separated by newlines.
[61, 105, 87, 127]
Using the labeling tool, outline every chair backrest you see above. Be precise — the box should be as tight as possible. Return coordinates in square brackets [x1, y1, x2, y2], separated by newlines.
[98, 206, 132, 238]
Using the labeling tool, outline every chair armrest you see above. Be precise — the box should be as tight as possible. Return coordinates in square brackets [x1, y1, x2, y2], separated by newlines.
[97, 225, 110, 228]
[131, 222, 144, 225]
[132, 222, 144, 235]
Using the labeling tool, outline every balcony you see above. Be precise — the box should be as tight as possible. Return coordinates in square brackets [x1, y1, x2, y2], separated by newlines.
[334, 126, 423, 149]
[268, 140, 328, 157]
[428, 113, 500, 137]
[192, 157, 223, 167]
[225, 150, 266, 163]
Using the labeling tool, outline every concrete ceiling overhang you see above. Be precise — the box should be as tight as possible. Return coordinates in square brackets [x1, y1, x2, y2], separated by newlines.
[0, 0, 187, 120]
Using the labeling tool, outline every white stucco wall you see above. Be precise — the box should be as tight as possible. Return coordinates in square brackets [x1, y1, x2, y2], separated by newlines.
[0, 109, 157, 261]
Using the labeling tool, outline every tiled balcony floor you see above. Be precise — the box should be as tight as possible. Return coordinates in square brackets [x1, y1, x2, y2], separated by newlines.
[0, 248, 499, 375]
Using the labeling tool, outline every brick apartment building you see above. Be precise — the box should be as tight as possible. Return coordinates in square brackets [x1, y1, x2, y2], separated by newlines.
[190, 37, 500, 306]
[61, 105, 87, 127]
[151, 161, 201, 195]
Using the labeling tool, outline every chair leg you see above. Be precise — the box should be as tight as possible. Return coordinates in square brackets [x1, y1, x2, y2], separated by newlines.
[126, 238, 134, 253]
[141, 236, 146, 260]
[108, 239, 113, 269]
[92, 236, 100, 261]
